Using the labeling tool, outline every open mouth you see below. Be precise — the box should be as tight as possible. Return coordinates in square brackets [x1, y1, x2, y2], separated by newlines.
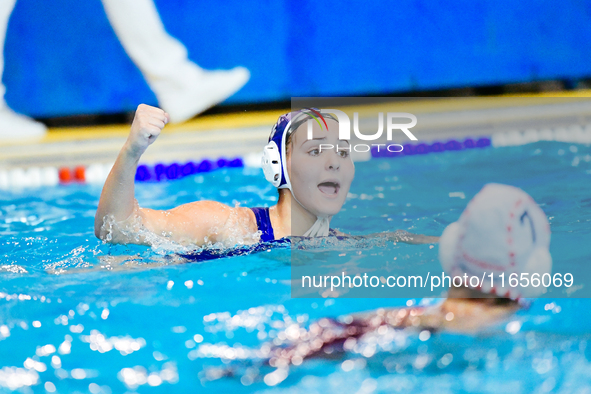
[318, 181, 340, 196]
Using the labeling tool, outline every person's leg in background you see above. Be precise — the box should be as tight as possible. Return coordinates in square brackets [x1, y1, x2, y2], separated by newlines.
[101, 0, 250, 124]
[0, 0, 47, 140]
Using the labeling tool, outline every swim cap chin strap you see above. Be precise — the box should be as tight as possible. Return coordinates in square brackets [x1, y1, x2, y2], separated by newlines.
[285, 170, 331, 237]
[303, 216, 330, 237]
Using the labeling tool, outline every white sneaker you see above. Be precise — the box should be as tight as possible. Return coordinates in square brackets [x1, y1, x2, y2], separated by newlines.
[0, 106, 47, 141]
[157, 66, 250, 123]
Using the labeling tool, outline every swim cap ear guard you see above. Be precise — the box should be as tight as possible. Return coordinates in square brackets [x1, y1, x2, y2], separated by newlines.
[261, 112, 293, 190]
[439, 222, 460, 274]
[520, 247, 552, 298]
[262, 141, 282, 187]
[439, 183, 552, 300]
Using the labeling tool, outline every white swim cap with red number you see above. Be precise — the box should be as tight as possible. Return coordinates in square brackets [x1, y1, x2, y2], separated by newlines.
[439, 183, 552, 299]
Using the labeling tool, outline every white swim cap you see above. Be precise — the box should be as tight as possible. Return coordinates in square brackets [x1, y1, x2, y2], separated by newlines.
[262, 109, 338, 237]
[439, 183, 552, 299]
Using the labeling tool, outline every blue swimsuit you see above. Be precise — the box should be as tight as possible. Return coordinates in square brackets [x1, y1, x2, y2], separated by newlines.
[179, 207, 281, 262]
[180, 207, 340, 262]
[250, 207, 275, 242]
[249, 207, 338, 240]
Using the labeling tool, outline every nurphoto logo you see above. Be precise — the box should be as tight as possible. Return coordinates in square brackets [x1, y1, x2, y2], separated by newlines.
[301, 109, 418, 153]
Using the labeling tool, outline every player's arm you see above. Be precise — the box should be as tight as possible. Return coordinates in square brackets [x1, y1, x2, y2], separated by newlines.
[386, 230, 439, 244]
[94, 104, 258, 246]
[329, 229, 439, 244]
[134, 200, 240, 246]
[95, 104, 169, 241]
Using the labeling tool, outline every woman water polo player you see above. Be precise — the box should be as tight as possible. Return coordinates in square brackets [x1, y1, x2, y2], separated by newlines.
[95, 104, 437, 246]
[229, 184, 553, 371]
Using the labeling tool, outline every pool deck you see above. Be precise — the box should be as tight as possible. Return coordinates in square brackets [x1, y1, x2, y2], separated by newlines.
[1, 91, 591, 169]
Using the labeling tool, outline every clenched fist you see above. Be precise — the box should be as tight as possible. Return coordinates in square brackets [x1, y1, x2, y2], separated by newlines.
[124, 104, 170, 158]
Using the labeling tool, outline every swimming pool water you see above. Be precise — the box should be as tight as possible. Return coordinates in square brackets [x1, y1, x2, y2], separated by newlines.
[0, 141, 590, 393]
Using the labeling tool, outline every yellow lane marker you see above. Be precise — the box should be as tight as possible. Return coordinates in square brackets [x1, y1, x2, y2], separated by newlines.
[2, 89, 591, 148]
[39, 110, 288, 143]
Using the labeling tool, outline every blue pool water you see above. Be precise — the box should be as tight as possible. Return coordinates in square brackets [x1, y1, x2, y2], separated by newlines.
[1, 141, 590, 393]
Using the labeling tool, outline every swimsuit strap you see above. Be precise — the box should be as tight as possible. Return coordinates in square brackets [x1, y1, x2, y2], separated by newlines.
[250, 207, 275, 242]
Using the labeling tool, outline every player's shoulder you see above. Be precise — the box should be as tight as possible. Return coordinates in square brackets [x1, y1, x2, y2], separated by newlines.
[173, 201, 257, 227]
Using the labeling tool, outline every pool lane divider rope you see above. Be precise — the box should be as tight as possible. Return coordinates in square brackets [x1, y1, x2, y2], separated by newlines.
[0, 157, 244, 189]
[134, 158, 243, 182]
[1, 124, 590, 189]
[372, 124, 591, 158]
[371, 137, 491, 158]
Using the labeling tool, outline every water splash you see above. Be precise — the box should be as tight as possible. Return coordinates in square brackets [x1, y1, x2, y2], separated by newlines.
[98, 200, 263, 256]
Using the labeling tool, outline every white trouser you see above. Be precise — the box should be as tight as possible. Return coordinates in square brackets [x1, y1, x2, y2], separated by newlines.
[101, 0, 204, 100]
[0, 0, 202, 108]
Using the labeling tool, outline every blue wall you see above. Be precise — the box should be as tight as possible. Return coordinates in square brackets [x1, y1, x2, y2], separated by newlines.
[5, 0, 591, 118]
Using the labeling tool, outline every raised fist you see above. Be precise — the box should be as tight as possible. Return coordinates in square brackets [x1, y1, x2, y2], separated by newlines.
[125, 104, 170, 157]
